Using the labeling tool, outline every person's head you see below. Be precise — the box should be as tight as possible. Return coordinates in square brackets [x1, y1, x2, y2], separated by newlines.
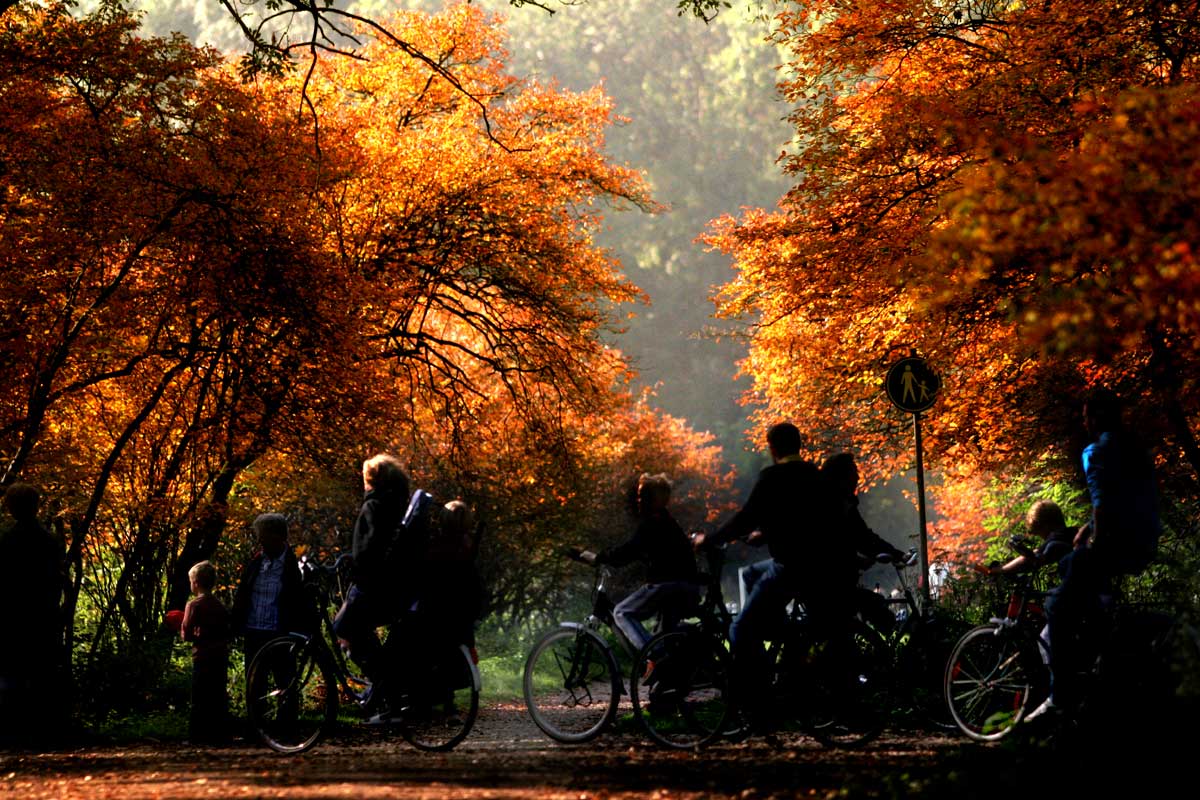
[820, 453, 859, 497]
[766, 422, 802, 462]
[253, 513, 289, 559]
[189, 560, 217, 594]
[362, 453, 409, 497]
[1026, 499, 1066, 539]
[2, 482, 40, 521]
[1083, 387, 1122, 439]
[437, 499, 476, 559]
[636, 473, 672, 515]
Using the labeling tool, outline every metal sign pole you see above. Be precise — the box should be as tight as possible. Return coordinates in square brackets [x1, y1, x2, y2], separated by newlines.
[885, 353, 940, 609]
[913, 411, 931, 607]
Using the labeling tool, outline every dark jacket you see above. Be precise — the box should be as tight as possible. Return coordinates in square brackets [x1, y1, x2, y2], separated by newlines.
[1082, 429, 1160, 571]
[0, 517, 62, 625]
[418, 558, 485, 645]
[1038, 526, 1075, 579]
[231, 547, 311, 635]
[712, 457, 838, 570]
[598, 508, 697, 584]
[0, 517, 63, 675]
[841, 496, 905, 567]
[350, 487, 407, 594]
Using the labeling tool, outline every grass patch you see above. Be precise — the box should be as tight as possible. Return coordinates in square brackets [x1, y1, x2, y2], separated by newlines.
[477, 651, 527, 703]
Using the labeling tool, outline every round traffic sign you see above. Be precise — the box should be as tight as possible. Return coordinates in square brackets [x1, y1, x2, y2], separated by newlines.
[886, 357, 940, 413]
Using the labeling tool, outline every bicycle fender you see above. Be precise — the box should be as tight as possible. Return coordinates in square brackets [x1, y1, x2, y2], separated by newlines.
[460, 644, 482, 692]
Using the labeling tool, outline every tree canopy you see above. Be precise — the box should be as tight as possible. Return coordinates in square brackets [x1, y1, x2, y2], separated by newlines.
[706, 0, 1200, 557]
[0, 2, 732, 674]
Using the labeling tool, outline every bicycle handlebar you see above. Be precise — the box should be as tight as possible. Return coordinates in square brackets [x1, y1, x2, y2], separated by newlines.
[298, 552, 354, 579]
[875, 548, 919, 569]
[1008, 536, 1038, 560]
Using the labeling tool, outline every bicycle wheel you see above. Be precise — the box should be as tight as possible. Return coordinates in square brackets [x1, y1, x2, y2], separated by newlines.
[945, 624, 1045, 741]
[806, 621, 892, 749]
[523, 625, 620, 743]
[631, 629, 731, 749]
[402, 644, 481, 752]
[247, 634, 339, 754]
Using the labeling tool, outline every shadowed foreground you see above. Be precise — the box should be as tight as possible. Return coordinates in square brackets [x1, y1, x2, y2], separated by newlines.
[0, 703, 1187, 799]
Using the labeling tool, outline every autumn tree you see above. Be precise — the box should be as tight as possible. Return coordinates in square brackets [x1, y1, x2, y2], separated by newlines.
[706, 0, 1200, 559]
[220, 1, 737, 624]
[1, 2, 733, 714]
[1, 3, 364, 681]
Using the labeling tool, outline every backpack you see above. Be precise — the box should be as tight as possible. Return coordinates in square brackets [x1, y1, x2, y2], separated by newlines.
[385, 489, 434, 611]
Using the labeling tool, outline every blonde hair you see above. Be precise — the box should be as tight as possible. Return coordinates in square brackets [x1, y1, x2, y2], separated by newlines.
[362, 453, 409, 494]
[1026, 500, 1066, 536]
[189, 560, 217, 591]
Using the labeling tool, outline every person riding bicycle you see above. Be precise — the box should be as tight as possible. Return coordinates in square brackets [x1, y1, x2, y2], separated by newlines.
[417, 499, 485, 647]
[371, 498, 486, 717]
[333, 453, 420, 718]
[570, 473, 699, 655]
[1029, 388, 1161, 722]
[819, 453, 909, 634]
[982, 499, 1075, 579]
[692, 423, 845, 731]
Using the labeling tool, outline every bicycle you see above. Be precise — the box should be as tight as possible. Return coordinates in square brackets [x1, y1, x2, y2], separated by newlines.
[246, 553, 481, 754]
[942, 542, 1051, 741]
[676, 553, 892, 750]
[943, 536, 1189, 742]
[628, 542, 734, 749]
[522, 549, 650, 743]
[864, 549, 969, 731]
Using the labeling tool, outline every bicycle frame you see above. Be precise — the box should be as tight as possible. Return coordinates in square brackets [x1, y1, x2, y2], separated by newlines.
[574, 560, 641, 661]
[294, 555, 368, 701]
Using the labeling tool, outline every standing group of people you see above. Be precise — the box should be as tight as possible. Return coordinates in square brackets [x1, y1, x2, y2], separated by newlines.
[172, 511, 313, 744]
[174, 452, 483, 742]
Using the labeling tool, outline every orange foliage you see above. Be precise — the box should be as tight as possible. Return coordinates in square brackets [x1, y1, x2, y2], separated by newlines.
[0, 3, 731, 631]
[706, 0, 1200, 560]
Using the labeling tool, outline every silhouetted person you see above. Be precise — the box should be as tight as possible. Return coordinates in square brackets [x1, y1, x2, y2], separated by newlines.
[820, 453, 907, 633]
[0, 482, 63, 745]
[333, 453, 416, 721]
[571, 474, 699, 652]
[1029, 388, 1160, 721]
[417, 500, 485, 648]
[693, 422, 841, 729]
[383, 499, 488, 707]
[181, 560, 230, 744]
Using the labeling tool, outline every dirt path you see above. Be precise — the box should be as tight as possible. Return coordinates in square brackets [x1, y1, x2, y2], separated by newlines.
[0, 704, 1037, 799]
